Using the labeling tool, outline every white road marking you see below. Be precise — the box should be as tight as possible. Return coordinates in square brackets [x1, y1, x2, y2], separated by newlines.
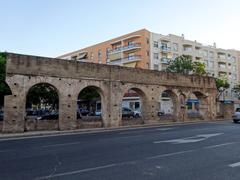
[154, 133, 223, 144]
[229, 162, 240, 168]
[42, 142, 82, 148]
[147, 150, 195, 160]
[156, 128, 175, 131]
[204, 142, 238, 149]
[35, 164, 116, 179]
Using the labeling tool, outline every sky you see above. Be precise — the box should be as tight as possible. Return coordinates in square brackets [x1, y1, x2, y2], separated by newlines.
[1, 0, 240, 57]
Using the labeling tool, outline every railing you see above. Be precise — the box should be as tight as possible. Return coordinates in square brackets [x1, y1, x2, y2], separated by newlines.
[110, 55, 142, 65]
[110, 43, 141, 54]
[161, 57, 171, 64]
[161, 46, 171, 51]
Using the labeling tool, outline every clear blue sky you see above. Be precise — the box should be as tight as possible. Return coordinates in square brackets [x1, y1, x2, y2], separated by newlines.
[1, 0, 240, 57]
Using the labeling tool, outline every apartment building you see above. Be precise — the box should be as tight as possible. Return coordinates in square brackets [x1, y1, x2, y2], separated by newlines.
[58, 29, 240, 102]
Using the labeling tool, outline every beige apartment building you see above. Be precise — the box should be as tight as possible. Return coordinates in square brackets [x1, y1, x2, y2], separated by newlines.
[58, 29, 240, 102]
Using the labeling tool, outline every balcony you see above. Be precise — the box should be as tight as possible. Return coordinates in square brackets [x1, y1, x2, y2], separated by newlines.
[161, 57, 171, 64]
[110, 43, 141, 54]
[110, 55, 142, 65]
[161, 46, 171, 52]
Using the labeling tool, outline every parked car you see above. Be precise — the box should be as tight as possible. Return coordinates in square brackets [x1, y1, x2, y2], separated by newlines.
[133, 110, 141, 118]
[95, 110, 102, 116]
[122, 107, 135, 118]
[78, 108, 89, 116]
[233, 108, 240, 123]
[0, 111, 3, 121]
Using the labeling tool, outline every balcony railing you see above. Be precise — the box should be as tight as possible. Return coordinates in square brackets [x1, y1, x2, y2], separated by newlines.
[110, 55, 142, 65]
[161, 46, 171, 52]
[110, 43, 141, 54]
[161, 57, 171, 64]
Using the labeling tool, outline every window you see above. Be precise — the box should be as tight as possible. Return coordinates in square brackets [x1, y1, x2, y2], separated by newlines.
[98, 50, 102, 59]
[128, 41, 134, 46]
[106, 48, 110, 58]
[153, 41, 158, 48]
[90, 52, 94, 60]
[218, 63, 226, 69]
[154, 53, 159, 59]
[173, 43, 178, 51]
[146, 38, 149, 44]
[218, 53, 226, 59]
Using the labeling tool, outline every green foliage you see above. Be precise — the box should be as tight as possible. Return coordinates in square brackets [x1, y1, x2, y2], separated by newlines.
[215, 78, 230, 90]
[193, 62, 206, 76]
[0, 52, 11, 107]
[166, 55, 207, 76]
[166, 55, 193, 74]
[26, 84, 59, 109]
[0, 52, 7, 81]
[78, 86, 100, 100]
[233, 84, 240, 99]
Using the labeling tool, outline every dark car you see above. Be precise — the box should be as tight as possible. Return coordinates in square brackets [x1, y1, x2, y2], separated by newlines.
[122, 107, 134, 118]
[78, 108, 89, 116]
[0, 111, 3, 121]
[36, 111, 82, 120]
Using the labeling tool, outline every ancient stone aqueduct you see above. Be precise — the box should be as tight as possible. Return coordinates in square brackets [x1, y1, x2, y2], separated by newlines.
[2, 53, 218, 133]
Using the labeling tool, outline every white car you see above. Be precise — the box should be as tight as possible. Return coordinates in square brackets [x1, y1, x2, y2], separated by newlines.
[233, 108, 240, 123]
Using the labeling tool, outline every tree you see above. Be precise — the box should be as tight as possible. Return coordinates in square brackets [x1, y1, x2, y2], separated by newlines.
[26, 84, 59, 109]
[166, 55, 193, 74]
[192, 62, 206, 76]
[232, 84, 240, 99]
[0, 52, 11, 108]
[166, 55, 206, 76]
[215, 77, 230, 100]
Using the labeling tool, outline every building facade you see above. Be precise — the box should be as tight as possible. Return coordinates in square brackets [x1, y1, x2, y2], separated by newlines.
[58, 29, 240, 103]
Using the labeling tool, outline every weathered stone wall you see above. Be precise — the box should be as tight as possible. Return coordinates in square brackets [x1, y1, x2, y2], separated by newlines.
[2, 53, 218, 133]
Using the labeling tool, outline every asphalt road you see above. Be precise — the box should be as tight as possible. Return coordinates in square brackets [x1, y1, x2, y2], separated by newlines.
[1, 121, 240, 180]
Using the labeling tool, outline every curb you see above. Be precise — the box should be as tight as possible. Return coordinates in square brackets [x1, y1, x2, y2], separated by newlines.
[0, 119, 231, 141]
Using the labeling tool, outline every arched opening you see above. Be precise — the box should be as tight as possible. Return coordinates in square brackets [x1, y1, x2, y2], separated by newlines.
[0, 81, 12, 132]
[77, 86, 103, 128]
[158, 90, 177, 121]
[121, 88, 145, 126]
[187, 91, 206, 120]
[25, 83, 59, 131]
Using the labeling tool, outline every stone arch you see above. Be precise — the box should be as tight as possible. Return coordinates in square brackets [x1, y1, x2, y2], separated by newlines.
[121, 85, 148, 125]
[25, 82, 60, 131]
[76, 84, 106, 128]
[158, 89, 178, 116]
[187, 90, 208, 120]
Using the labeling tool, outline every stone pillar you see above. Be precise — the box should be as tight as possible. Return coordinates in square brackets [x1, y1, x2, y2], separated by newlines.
[104, 81, 122, 127]
[58, 91, 77, 130]
[176, 94, 188, 122]
[2, 79, 26, 133]
[220, 102, 234, 120]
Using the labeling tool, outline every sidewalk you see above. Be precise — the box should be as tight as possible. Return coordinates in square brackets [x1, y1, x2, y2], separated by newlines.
[0, 119, 230, 140]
